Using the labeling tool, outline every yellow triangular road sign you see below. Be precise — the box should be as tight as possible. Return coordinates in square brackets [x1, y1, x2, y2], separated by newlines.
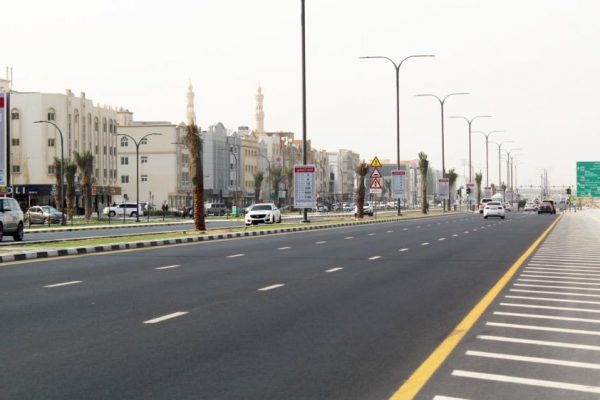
[370, 156, 382, 168]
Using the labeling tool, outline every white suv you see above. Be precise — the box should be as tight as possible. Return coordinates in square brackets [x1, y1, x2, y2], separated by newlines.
[102, 203, 143, 217]
[0, 197, 25, 241]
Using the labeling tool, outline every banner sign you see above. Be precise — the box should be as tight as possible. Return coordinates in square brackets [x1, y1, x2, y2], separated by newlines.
[0, 93, 6, 186]
[293, 165, 316, 208]
[391, 170, 406, 199]
[484, 186, 492, 198]
[438, 178, 450, 200]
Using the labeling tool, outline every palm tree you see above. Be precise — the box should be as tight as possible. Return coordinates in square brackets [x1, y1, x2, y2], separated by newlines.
[73, 151, 94, 219]
[475, 172, 483, 207]
[418, 152, 429, 214]
[447, 168, 458, 211]
[285, 167, 293, 209]
[253, 171, 264, 203]
[269, 166, 284, 208]
[64, 161, 78, 221]
[53, 157, 63, 209]
[185, 123, 205, 231]
[355, 161, 369, 218]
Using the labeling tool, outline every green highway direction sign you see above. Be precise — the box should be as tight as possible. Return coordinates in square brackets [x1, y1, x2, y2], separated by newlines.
[577, 161, 600, 197]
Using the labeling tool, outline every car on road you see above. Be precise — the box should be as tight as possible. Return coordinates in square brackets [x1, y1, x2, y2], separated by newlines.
[102, 203, 144, 218]
[0, 197, 25, 241]
[483, 201, 506, 219]
[538, 200, 556, 214]
[354, 201, 374, 217]
[26, 205, 63, 224]
[244, 203, 282, 226]
[523, 202, 537, 212]
[478, 198, 493, 213]
[205, 203, 229, 216]
[502, 202, 512, 212]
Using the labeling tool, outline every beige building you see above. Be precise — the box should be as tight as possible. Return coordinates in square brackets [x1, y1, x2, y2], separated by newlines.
[5, 83, 119, 209]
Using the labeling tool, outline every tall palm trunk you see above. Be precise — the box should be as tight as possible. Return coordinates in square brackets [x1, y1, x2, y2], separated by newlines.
[74, 151, 94, 219]
[418, 152, 429, 214]
[64, 162, 77, 221]
[447, 168, 458, 211]
[355, 162, 369, 218]
[253, 171, 264, 203]
[186, 123, 205, 231]
[475, 172, 483, 207]
[53, 157, 63, 209]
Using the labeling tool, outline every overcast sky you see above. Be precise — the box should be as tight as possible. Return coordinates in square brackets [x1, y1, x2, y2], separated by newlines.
[5, 0, 599, 188]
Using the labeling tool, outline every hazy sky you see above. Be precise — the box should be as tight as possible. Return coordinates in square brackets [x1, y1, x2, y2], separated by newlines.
[5, 0, 599, 188]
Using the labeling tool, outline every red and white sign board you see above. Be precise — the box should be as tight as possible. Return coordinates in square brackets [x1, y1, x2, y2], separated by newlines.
[0, 93, 6, 186]
[438, 178, 450, 200]
[293, 165, 316, 208]
[391, 170, 406, 199]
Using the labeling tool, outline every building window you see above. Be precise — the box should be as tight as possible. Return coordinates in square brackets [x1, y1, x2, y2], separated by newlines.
[120, 137, 128, 147]
[95, 168, 99, 178]
[121, 156, 129, 165]
[48, 138, 56, 147]
[103, 146, 107, 155]
[11, 111, 19, 120]
[12, 165, 20, 173]
[94, 118, 99, 132]
[48, 111, 56, 121]
[141, 156, 148, 164]
[48, 165, 55, 174]
[11, 138, 20, 146]
[141, 174, 148, 182]
[102, 119, 107, 133]
[95, 145, 98, 155]
[103, 169, 107, 178]
[121, 175, 129, 184]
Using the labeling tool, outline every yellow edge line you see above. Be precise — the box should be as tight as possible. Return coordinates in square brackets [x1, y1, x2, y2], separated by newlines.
[390, 214, 562, 400]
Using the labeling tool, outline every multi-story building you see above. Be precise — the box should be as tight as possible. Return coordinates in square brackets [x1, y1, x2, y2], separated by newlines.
[328, 149, 360, 204]
[116, 109, 191, 209]
[238, 127, 269, 203]
[4, 80, 119, 210]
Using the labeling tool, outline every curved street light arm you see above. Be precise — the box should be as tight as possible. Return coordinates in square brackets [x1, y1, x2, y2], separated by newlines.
[360, 56, 398, 69]
[442, 92, 470, 103]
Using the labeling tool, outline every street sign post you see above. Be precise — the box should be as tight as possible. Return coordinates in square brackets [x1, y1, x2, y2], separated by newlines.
[369, 156, 383, 194]
[293, 165, 316, 209]
[391, 170, 406, 199]
[0, 93, 6, 187]
[577, 161, 600, 197]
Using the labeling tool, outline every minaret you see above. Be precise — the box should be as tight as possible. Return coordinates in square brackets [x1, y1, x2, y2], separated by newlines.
[255, 84, 264, 133]
[186, 82, 196, 125]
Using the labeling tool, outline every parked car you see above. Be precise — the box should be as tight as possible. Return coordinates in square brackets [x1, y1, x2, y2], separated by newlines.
[354, 201, 374, 217]
[245, 203, 281, 226]
[102, 203, 143, 217]
[0, 197, 25, 241]
[479, 198, 493, 214]
[26, 205, 63, 224]
[205, 203, 229, 216]
[538, 200, 556, 214]
[342, 203, 354, 212]
[483, 201, 506, 219]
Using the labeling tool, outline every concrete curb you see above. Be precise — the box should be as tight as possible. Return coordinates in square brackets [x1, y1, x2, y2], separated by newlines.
[2, 212, 459, 263]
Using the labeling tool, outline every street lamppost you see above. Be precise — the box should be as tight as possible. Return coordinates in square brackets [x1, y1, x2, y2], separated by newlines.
[228, 146, 239, 214]
[415, 92, 469, 211]
[504, 148, 521, 190]
[116, 132, 161, 222]
[448, 115, 491, 184]
[360, 54, 435, 215]
[473, 130, 504, 187]
[490, 140, 514, 192]
[34, 120, 66, 225]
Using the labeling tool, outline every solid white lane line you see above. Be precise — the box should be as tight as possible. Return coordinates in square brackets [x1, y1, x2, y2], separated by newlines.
[486, 321, 600, 336]
[510, 289, 600, 298]
[494, 311, 600, 324]
[368, 256, 382, 260]
[44, 281, 82, 288]
[344, 236, 354, 240]
[315, 241, 327, 244]
[438, 238, 446, 241]
[478, 334, 600, 352]
[528, 263, 600, 270]
[506, 295, 600, 306]
[467, 350, 600, 370]
[143, 311, 188, 324]
[433, 396, 470, 400]
[326, 267, 343, 273]
[515, 283, 600, 291]
[258, 284, 285, 291]
[155, 264, 181, 270]
[277, 246, 291, 250]
[500, 302, 600, 314]
[227, 254, 245, 258]
[518, 278, 600, 286]
[399, 248, 409, 252]
[451, 369, 600, 394]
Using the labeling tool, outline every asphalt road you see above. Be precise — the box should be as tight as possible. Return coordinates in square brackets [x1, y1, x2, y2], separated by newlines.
[0, 211, 556, 399]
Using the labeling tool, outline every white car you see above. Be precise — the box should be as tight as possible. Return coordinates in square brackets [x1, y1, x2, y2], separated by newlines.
[354, 201, 374, 217]
[245, 203, 282, 226]
[483, 201, 506, 219]
[0, 197, 25, 241]
[523, 202, 537, 212]
[502, 202, 512, 211]
[102, 202, 144, 217]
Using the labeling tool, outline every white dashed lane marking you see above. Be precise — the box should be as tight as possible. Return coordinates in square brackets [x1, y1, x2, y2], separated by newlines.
[258, 284, 285, 292]
[43, 281, 82, 288]
[155, 265, 181, 270]
[315, 241, 327, 245]
[344, 236, 354, 240]
[226, 254, 244, 258]
[421, 242, 430, 246]
[326, 267, 343, 273]
[368, 256, 382, 260]
[144, 311, 188, 324]
[399, 248, 409, 252]
[277, 246, 291, 250]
